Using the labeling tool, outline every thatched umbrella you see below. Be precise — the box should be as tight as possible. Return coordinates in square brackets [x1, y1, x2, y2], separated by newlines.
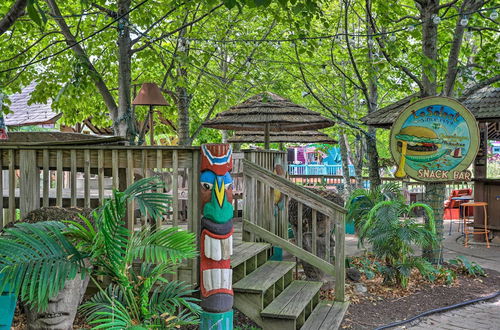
[203, 92, 335, 149]
[228, 130, 338, 144]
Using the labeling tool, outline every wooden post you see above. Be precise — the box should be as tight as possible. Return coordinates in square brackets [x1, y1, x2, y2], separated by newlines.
[149, 105, 155, 145]
[199, 144, 234, 329]
[334, 212, 345, 302]
[19, 150, 40, 219]
[264, 123, 270, 150]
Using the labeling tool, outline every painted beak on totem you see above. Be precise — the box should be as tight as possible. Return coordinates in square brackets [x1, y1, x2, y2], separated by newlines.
[214, 177, 225, 208]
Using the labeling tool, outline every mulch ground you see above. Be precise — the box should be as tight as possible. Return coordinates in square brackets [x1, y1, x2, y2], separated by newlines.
[338, 267, 500, 329]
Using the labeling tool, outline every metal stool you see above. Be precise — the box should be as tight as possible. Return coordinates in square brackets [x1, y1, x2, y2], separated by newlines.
[461, 202, 490, 248]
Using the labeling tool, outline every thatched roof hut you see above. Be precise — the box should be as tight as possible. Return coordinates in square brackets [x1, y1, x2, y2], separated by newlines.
[203, 92, 335, 148]
[204, 92, 334, 131]
[360, 86, 500, 139]
[228, 130, 337, 144]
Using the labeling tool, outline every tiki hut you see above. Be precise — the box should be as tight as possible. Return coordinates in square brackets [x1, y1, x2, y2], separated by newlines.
[227, 130, 338, 144]
[361, 86, 500, 235]
[203, 92, 335, 148]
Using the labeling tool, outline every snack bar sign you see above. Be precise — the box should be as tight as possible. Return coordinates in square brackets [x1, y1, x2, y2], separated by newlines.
[390, 97, 479, 182]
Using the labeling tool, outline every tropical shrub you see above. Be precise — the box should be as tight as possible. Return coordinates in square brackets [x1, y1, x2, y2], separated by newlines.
[346, 183, 404, 236]
[449, 256, 485, 277]
[0, 177, 200, 328]
[358, 200, 439, 288]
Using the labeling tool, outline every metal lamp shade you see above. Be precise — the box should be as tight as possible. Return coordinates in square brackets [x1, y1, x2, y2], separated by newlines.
[132, 83, 169, 106]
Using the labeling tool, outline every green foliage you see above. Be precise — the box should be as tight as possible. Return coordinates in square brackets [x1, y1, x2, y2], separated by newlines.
[346, 183, 404, 237]
[358, 200, 439, 288]
[0, 177, 200, 327]
[449, 256, 485, 277]
[0, 221, 88, 310]
[65, 177, 200, 328]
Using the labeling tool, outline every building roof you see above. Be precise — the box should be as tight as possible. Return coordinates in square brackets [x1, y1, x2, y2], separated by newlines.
[203, 92, 335, 131]
[228, 130, 338, 144]
[5, 83, 61, 127]
[361, 86, 500, 128]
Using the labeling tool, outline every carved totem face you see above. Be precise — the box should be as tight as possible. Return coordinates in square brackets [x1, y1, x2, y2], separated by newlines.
[199, 144, 234, 313]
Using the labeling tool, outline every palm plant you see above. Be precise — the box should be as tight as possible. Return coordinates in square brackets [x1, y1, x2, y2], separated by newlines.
[0, 177, 200, 328]
[346, 182, 404, 236]
[358, 200, 438, 288]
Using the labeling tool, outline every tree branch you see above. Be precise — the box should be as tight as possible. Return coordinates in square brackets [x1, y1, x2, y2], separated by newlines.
[444, 0, 486, 96]
[459, 74, 500, 100]
[131, 4, 184, 45]
[45, 0, 118, 120]
[131, 3, 223, 54]
[91, 3, 118, 19]
[0, 0, 27, 36]
[293, 43, 370, 137]
[365, 1, 425, 92]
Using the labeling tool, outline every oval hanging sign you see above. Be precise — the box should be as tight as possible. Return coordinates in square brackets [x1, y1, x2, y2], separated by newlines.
[390, 97, 479, 182]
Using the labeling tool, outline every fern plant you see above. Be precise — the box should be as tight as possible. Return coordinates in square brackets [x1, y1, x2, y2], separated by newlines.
[0, 177, 200, 328]
[346, 182, 404, 237]
[358, 200, 439, 288]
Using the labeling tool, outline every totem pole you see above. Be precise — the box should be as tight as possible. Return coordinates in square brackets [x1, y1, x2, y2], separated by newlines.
[199, 144, 234, 329]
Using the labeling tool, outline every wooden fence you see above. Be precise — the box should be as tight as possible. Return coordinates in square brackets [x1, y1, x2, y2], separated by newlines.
[242, 159, 346, 302]
[0, 145, 203, 284]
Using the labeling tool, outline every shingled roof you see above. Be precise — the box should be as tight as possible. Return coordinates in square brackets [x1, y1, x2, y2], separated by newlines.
[5, 83, 61, 127]
[361, 86, 500, 129]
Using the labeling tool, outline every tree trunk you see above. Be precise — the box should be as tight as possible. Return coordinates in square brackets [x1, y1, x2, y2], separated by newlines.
[365, 0, 381, 187]
[176, 29, 192, 146]
[0, 0, 27, 35]
[353, 134, 365, 189]
[339, 133, 352, 198]
[422, 182, 445, 263]
[420, 0, 439, 96]
[418, 0, 442, 263]
[116, 0, 134, 140]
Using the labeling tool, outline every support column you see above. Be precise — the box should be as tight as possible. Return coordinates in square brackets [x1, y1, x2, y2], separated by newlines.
[199, 144, 234, 330]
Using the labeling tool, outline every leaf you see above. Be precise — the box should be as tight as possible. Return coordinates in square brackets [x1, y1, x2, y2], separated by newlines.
[27, 0, 42, 27]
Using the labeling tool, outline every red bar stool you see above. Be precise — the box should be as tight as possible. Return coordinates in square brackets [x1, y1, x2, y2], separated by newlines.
[461, 202, 490, 248]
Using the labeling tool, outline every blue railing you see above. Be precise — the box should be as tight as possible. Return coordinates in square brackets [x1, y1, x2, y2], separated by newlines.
[288, 164, 356, 176]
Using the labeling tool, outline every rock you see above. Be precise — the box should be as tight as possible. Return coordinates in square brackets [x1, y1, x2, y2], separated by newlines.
[354, 283, 367, 294]
[346, 267, 362, 282]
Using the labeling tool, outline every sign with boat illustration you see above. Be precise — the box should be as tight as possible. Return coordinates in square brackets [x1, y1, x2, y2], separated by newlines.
[390, 97, 479, 182]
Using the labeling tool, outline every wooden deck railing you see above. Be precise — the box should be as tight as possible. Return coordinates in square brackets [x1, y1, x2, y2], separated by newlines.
[289, 174, 474, 199]
[0, 145, 203, 284]
[242, 159, 346, 302]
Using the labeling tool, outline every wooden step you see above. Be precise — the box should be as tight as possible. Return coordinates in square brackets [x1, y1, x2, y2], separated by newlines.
[231, 242, 270, 283]
[234, 261, 295, 293]
[261, 280, 322, 330]
[233, 261, 295, 327]
[300, 301, 349, 330]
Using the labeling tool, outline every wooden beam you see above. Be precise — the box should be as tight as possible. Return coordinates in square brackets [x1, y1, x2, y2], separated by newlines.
[243, 159, 346, 216]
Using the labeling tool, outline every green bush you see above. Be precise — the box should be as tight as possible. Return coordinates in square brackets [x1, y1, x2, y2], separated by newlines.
[346, 183, 404, 238]
[0, 178, 200, 328]
[449, 256, 485, 277]
[358, 200, 439, 288]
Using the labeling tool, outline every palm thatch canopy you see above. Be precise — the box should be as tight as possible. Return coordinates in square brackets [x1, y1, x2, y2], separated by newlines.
[228, 130, 338, 144]
[203, 92, 335, 132]
[361, 87, 500, 140]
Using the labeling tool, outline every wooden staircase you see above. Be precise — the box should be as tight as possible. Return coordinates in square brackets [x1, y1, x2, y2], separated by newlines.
[231, 242, 348, 330]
